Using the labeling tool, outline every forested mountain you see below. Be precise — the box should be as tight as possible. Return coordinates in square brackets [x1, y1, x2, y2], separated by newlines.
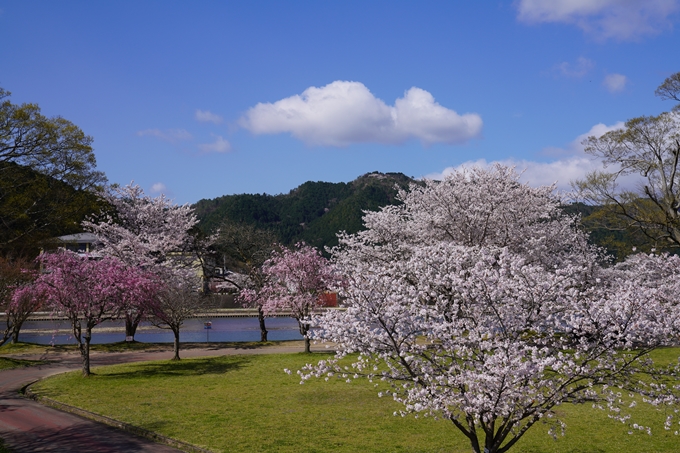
[0, 162, 107, 257]
[194, 172, 414, 251]
[195, 172, 673, 260]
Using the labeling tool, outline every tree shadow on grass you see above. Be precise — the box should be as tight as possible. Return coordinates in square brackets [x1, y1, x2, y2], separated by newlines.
[101, 356, 252, 380]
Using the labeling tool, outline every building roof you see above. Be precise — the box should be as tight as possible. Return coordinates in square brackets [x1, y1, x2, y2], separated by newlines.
[57, 233, 99, 243]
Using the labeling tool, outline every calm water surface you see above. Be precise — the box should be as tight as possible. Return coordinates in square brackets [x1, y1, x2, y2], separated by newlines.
[18, 317, 303, 345]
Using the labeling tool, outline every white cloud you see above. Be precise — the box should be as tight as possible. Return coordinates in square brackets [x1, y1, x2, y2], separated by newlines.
[150, 182, 167, 194]
[516, 0, 680, 41]
[195, 109, 223, 124]
[198, 135, 232, 153]
[603, 73, 629, 93]
[542, 121, 625, 157]
[552, 57, 595, 78]
[239, 81, 482, 147]
[426, 157, 601, 191]
[137, 128, 192, 143]
[425, 121, 626, 191]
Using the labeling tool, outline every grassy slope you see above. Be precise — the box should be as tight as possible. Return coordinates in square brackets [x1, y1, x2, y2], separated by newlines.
[30, 350, 680, 453]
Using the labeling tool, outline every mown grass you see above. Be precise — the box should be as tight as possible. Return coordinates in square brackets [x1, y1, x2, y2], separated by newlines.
[0, 356, 47, 370]
[0, 340, 289, 355]
[30, 348, 680, 453]
[0, 341, 59, 355]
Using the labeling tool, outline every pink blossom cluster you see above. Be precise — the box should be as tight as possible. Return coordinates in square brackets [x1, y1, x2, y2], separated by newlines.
[245, 242, 338, 352]
[33, 250, 160, 375]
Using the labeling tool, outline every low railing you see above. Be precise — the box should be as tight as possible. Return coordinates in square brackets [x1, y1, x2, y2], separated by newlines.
[8, 306, 345, 321]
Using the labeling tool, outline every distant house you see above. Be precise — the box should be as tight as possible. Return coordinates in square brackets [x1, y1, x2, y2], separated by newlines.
[210, 271, 250, 294]
[318, 292, 338, 307]
[56, 233, 100, 255]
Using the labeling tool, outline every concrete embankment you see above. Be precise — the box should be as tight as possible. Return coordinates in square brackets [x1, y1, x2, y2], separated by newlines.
[12, 307, 344, 321]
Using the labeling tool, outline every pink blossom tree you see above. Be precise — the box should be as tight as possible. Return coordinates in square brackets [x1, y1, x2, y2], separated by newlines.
[248, 243, 337, 353]
[301, 165, 680, 453]
[83, 183, 201, 340]
[35, 251, 159, 376]
[0, 256, 40, 346]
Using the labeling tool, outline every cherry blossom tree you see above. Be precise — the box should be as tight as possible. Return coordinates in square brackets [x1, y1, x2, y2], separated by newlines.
[301, 165, 680, 453]
[35, 251, 159, 376]
[83, 183, 200, 340]
[145, 270, 206, 361]
[0, 256, 40, 346]
[248, 243, 337, 353]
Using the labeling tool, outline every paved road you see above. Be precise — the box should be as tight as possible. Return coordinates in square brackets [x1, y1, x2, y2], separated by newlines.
[0, 342, 307, 452]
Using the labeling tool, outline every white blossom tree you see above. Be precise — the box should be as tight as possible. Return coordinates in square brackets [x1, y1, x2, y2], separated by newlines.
[145, 270, 206, 361]
[301, 165, 680, 453]
[83, 183, 200, 339]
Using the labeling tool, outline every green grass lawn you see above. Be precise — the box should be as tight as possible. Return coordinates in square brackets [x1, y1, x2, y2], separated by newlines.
[0, 356, 47, 370]
[0, 341, 58, 355]
[30, 350, 680, 453]
[0, 340, 290, 355]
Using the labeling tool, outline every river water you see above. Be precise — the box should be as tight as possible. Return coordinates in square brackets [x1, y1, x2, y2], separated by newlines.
[18, 317, 303, 345]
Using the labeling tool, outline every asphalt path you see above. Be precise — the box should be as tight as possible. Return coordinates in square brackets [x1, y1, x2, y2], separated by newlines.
[0, 342, 308, 452]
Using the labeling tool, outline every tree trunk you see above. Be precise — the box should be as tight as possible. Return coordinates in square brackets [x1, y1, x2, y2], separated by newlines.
[10, 318, 24, 343]
[257, 305, 268, 342]
[125, 320, 138, 339]
[298, 320, 311, 353]
[10, 325, 20, 344]
[172, 327, 180, 361]
[1, 317, 10, 346]
[125, 312, 141, 340]
[80, 328, 92, 377]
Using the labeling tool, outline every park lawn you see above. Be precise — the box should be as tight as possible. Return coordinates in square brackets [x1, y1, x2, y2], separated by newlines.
[0, 356, 47, 370]
[0, 340, 289, 355]
[0, 342, 59, 355]
[31, 350, 680, 453]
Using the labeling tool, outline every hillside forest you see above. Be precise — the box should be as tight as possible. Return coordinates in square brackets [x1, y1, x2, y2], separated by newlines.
[194, 171, 671, 261]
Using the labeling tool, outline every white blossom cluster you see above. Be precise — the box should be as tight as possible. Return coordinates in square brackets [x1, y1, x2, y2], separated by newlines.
[83, 183, 199, 270]
[300, 165, 680, 453]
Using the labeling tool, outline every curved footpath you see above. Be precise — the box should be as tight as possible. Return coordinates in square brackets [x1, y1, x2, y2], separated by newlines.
[0, 342, 307, 452]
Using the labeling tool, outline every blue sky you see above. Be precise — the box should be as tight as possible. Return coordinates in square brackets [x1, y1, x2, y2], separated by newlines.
[1, 1, 678, 204]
